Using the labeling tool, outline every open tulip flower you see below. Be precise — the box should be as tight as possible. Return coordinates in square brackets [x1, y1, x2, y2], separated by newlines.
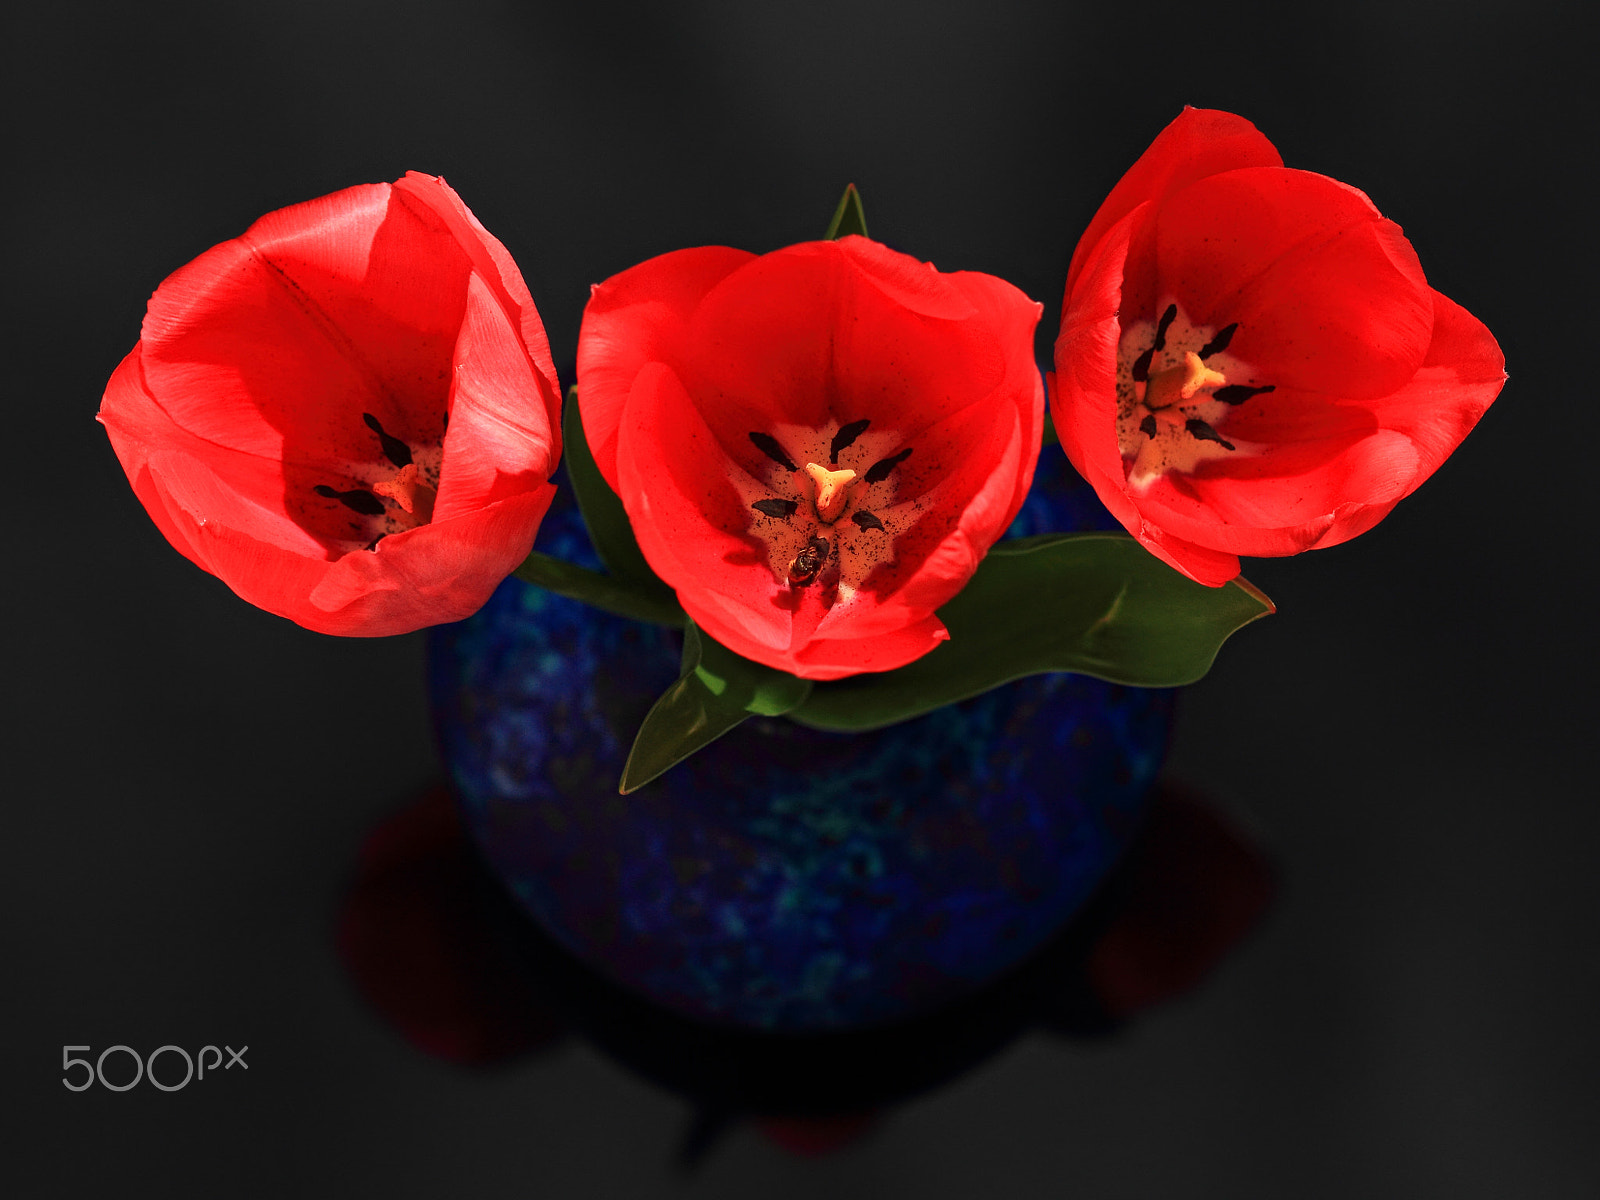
[576, 234, 1045, 679]
[1052, 107, 1506, 585]
[99, 172, 563, 636]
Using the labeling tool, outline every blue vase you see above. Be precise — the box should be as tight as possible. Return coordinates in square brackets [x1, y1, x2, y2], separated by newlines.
[428, 442, 1174, 1031]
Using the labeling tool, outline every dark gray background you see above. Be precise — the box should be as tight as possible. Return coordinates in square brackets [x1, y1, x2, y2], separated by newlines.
[5, 0, 1595, 1195]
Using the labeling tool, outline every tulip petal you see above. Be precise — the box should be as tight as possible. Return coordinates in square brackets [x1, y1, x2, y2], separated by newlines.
[789, 613, 950, 680]
[100, 350, 329, 557]
[578, 245, 756, 491]
[909, 265, 1046, 516]
[141, 183, 470, 466]
[616, 361, 792, 662]
[1131, 526, 1245, 588]
[306, 487, 554, 635]
[1350, 290, 1506, 490]
[1312, 289, 1505, 549]
[1054, 207, 1161, 525]
[1137, 428, 1420, 558]
[1153, 168, 1434, 400]
[392, 171, 561, 417]
[1066, 107, 1282, 298]
[677, 242, 1010, 478]
[433, 273, 560, 522]
[99, 349, 215, 571]
[124, 430, 553, 637]
[830, 235, 980, 320]
[841, 396, 1030, 634]
[140, 458, 341, 615]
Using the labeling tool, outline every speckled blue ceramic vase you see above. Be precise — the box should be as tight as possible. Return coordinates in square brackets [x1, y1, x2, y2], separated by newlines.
[428, 443, 1174, 1030]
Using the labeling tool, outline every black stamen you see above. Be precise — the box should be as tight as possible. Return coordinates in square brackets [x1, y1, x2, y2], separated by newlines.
[1139, 414, 1158, 439]
[748, 432, 797, 471]
[829, 418, 871, 462]
[1133, 304, 1179, 383]
[851, 510, 885, 531]
[1197, 323, 1238, 359]
[1212, 384, 1276, 406]
[864, 447, 912, 483]
[751, 498, 799, 518]
[788, 536, 831, 586]
[314, 485, 387, 516]
[1185, 419, 1235, 450]
[363, 413, 413, 467]
[1153, 303, 1178, 349]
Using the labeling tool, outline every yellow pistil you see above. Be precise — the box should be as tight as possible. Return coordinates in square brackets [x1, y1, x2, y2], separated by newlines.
[803, 462, 858, 523]
[371, 462, 437, 525]
[1143, 351, 1227, 410]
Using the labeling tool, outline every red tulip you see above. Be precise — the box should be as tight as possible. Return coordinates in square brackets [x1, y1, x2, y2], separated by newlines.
[99, 173, 562, 635]
[1052, 108, 1506, 585]
[577, 237, 1044, 679]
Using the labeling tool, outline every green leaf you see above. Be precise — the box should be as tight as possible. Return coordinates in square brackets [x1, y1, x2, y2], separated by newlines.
[790, 533, 1273, 732]
[619, 621, 812, 793]
[823, 184, 868, 240]
[513, 551, 685, 627]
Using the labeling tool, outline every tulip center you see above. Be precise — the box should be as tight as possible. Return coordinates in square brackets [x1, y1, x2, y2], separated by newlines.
[307, 412, 444, 552]
[735, 418, 923, 604]
[366, 462, 433, 523]
[803, 462, 860, 523]
[1116, 302, 1275, 491]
